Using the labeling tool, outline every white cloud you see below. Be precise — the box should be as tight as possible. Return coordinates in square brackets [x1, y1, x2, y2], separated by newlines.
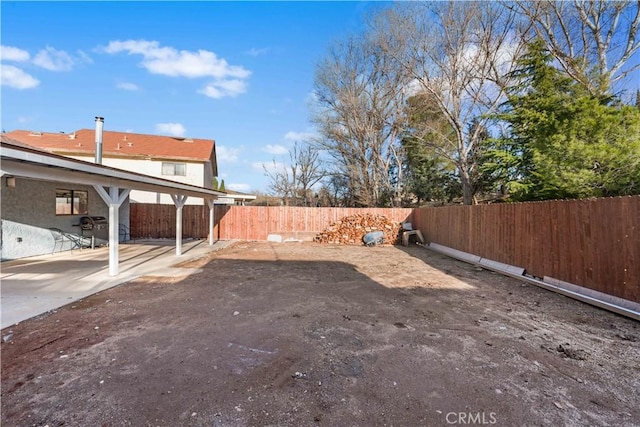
[155, 122, 186, 137]
[117, 82, 140, 91]
[306, 91, 320, 105]
[493, 37, 524, 78]
[1, 64, 40, 89]
[216, 145, 240, 163]
[284, 131, 316, 142]
[227, 183, 251, 192]
[102, 40, 249, 78]
[0, 45, 30, 62]
[264, 144, 288, 155]
[76, 50, 93, 64]
[102, 39, 251, 99]
[33, 46, 75, 71]
[199, 78, 247, 99]
[404, 79, 423, 97]
[246, 47, 269, 57]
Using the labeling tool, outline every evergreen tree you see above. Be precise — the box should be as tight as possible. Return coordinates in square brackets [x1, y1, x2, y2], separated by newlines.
[494, 40, 640, 200]
[401, 93, 460, 204]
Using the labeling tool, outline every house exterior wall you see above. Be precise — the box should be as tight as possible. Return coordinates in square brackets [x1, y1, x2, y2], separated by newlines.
[0, 176, 130, 260]
[66, 155, 212, 205]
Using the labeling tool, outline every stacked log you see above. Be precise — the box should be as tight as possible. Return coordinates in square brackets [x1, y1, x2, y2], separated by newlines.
[313, 213, 402, 245]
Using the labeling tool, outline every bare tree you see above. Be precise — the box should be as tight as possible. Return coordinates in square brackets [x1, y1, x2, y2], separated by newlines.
[511, 0, 640, 96]
[372, 1, 526, 204]
[316, 173, 354, 207]
[311, 33, 410, 207]
[290, 142, 326, 206]
[263, 160, 295, 206]
[263, 142, 326, 206]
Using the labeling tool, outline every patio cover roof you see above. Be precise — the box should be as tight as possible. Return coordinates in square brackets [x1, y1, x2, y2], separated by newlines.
[0, 138, 225, 275]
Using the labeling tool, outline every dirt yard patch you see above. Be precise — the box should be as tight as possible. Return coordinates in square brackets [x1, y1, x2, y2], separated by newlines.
[2, 242, 639, 426]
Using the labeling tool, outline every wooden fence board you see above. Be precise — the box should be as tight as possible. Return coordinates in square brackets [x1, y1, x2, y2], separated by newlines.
[412, 196, 640, 303]
[131, 204, 413, 242]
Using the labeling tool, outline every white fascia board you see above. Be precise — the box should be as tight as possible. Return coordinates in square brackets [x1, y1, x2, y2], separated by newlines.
[229, 194, 257, 200]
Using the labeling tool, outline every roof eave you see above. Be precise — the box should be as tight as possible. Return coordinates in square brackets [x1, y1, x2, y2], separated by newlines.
[0, 142, 226, 200]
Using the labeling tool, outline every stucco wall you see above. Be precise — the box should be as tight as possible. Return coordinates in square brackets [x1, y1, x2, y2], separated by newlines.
[67, 155, 209, 205]
[1, 177, 130, 260]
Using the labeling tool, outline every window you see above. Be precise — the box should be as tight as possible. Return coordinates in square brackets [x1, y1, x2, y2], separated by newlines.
[162, 162, 186, 176]
[56, 189, 88, 215]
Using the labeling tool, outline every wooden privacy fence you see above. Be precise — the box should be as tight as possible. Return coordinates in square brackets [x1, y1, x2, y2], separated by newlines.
[412, 196, 639, 304]
[130, 204, 413, 242]
[130, 197, 638, 304]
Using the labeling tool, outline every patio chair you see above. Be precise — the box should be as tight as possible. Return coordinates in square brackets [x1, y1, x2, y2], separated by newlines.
[119, 223, 134, 243]
[49, 228, 84, 253]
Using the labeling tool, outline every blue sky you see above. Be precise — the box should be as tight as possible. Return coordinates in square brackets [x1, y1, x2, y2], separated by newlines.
[1, 1, 386, 193]
[3, 2, 639, 194]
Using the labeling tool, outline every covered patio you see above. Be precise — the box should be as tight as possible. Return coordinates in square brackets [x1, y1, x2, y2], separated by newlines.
[1, 140, 226, 276]
[1, 239, 233, 328]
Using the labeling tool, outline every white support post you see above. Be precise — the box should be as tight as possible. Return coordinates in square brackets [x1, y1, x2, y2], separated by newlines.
[171, 194, 188, 256]
[108, 192, 118, 274]
[206, 199, 215, 245]
[94, 185, 131, 276]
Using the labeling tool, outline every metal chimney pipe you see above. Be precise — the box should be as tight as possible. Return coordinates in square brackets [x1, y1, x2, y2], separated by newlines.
[95, 116, 104, 164]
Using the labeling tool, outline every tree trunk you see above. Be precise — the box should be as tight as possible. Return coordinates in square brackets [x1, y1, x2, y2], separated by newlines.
[459, 168, 476, 205]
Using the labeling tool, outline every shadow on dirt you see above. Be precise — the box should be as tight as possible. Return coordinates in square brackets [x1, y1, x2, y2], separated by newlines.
[0, 255, 493, 426]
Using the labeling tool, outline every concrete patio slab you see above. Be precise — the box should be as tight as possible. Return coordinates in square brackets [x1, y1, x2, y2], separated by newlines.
[1, 239, 231, 329]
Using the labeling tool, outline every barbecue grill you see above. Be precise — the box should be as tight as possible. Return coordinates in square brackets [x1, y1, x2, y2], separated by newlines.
[79, 216, 108, 231]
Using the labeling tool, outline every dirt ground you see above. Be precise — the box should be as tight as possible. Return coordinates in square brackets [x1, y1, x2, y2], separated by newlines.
[2, 241, 639, 427]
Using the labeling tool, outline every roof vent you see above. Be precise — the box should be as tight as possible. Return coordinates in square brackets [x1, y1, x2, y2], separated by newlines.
[116, 143, 121, 150]
[185, 138, 193, 142]
[69, 132, 76, 140]
[76, 142, 82, 147]
[29, 131, 42, 136]
[127, 142, 133, 147]
[123, 135, 127, 141]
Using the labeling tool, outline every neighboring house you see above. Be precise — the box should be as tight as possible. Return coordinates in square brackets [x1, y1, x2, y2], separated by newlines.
[216, 190, 256, 206]
[4, 129, 218, 206]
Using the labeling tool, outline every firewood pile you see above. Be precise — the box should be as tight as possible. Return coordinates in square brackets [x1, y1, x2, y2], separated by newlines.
[313, 213, 403, 245]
